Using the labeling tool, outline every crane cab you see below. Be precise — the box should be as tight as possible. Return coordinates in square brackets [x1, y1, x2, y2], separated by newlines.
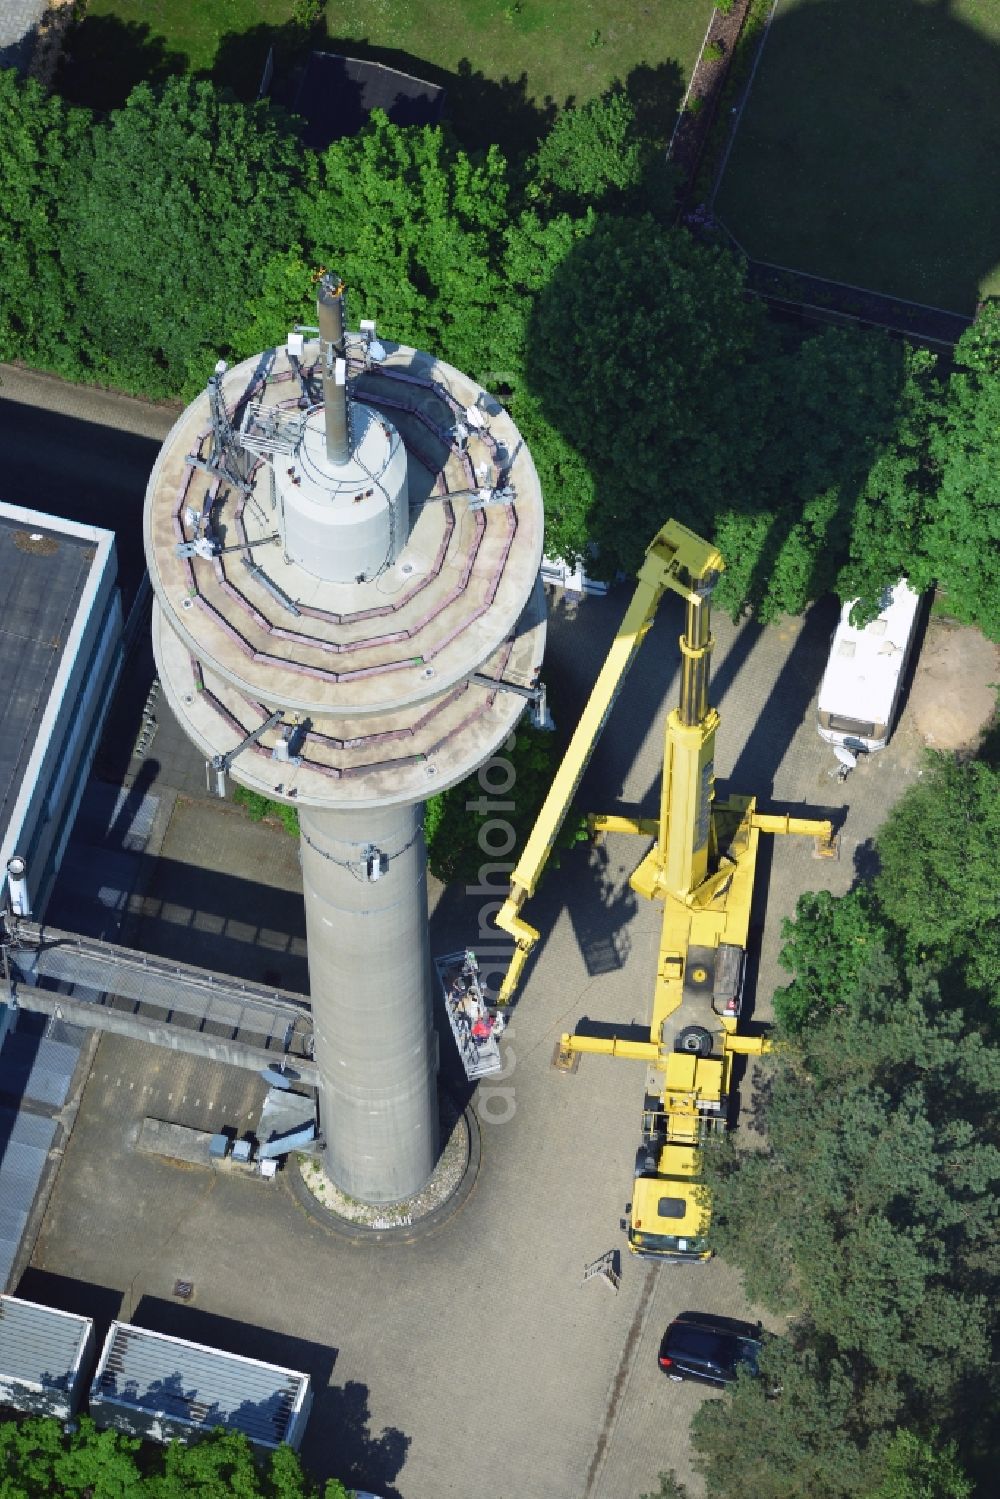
[625, 1065, 727, 1263]
[627, 1142, 712, 1262]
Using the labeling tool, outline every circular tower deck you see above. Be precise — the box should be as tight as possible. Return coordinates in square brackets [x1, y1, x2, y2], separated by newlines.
[145, 341, 546, 807]
[144, 303, 546, 1205]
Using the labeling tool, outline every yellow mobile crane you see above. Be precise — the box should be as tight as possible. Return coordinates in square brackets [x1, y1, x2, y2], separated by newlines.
[494, 520, 836, 1262]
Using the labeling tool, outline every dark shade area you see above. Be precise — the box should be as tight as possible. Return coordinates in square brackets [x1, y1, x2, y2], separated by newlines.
[51, 10, 557, 159]
[714, 0, 1000, 313]
[55, 16, 188, 113]
[120, 851, 309, 990]
[224, 25, 558, 157]
[291, 50, 444, 151]
[0, 396, 158, 609]
[15, 1268, 123, 1340]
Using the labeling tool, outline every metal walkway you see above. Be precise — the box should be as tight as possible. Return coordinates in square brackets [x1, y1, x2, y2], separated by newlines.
[2, 919, 316, 1084]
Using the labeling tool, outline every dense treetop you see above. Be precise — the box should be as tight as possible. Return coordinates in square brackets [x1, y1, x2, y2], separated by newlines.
[686, 746, 1000, 1499]
[0, 1419, 350, 1499]
[2, 66, 999, 636]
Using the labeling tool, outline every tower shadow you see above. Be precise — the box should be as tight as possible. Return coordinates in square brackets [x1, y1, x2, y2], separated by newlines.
[713, 0, 1000, 314]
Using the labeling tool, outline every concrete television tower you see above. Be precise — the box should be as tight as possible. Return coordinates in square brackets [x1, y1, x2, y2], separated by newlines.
[144, 276, 545, 1205]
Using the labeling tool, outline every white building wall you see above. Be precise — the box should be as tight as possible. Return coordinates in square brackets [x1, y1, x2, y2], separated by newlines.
[0, 1295, 94, 1418]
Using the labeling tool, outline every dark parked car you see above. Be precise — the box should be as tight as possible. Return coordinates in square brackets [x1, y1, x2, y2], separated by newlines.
[658, 1313, 763, 1387]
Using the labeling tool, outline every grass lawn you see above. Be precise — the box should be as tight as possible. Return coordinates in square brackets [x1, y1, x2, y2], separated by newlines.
[714, 0, 1000, 314]
[63, 0, 716, 154]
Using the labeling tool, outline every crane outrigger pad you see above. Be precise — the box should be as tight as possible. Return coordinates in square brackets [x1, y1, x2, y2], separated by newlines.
[435, 950, 505, 1081]
[552, 1039, 581, 1072]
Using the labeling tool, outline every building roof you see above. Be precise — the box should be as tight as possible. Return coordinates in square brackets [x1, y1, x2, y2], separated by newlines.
[817, 579, 922, 725]
[0, 1293, 92, 1391]
[293, 51, 445, 150]
[0, 1107, 58, 1290]
[0, 505, 117, 856]
[93, 1322, 309, 1447]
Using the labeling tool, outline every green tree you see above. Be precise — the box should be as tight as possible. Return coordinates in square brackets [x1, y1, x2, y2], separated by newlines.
[524, 215, 762, 577]
[692, 1344, 877, 1499]
[236, 246, 316, 367]
[692, 1367, 974, 1499]
[301, 113, 511, 381]
[0, 1416, 339, 1498]
[776, 753, 1000, 1023]
[53, 1421, 146, 1499]
[232, 785, 301, 838]
[947, 297, 1000, 377]
[0, 1413, 67, 1498]
[424, 720, 585, 884]
[705, 967, 999, 1422]
[639, 1473, 691, 1499]
[0, 1417, 144, 1499]
[717, 329, 932, 622]
[510, 384, 599, 565]
[0, 69, 91, 375]
[773, 887, 891, 1035]
[501, 207, 599, 561]
[919, 328, 1000, 638]
[523, 224, 938, 617]
[835, 346, 939, 614]
[144, 1428, 290, 1498]
[67, 78, 305, 397]
[874, 753, 1000, 1004]
[865, 1429, 972, 1499]
[525, 89, 652, 211]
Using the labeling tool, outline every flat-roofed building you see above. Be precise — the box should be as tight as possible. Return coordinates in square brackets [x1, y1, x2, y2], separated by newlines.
[89, 1322, 312, 1451]
[0, 1293, 95, 1418]
[0, 502, 122, 928]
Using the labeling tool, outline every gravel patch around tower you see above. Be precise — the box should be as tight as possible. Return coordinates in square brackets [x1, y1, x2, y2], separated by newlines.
[291, 1093, 479, 1240]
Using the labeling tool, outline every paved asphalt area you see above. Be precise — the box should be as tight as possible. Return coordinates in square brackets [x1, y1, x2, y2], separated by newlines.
[0, 365, 179, 609]
[21, 576, 935, 1499]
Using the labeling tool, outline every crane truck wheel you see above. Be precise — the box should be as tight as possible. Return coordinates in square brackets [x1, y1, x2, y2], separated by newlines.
[675, 1025, 714, 1057]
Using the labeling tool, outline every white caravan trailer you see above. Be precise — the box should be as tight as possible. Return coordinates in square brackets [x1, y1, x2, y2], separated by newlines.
[817, 580, 922, 756]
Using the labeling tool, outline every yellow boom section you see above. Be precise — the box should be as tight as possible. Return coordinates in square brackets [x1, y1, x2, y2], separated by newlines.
[494, 521, 724, 1003]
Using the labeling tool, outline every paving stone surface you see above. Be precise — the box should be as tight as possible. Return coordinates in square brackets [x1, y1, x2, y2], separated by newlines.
[27, 585, 933, 1499]
[126, 793, 309, 991]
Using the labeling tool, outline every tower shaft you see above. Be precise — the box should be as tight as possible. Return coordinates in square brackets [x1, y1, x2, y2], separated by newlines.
[299, 803, 439, 1202]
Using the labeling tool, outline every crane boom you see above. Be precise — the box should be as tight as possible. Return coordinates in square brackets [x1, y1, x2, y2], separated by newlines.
[494, 521, 723, 1003]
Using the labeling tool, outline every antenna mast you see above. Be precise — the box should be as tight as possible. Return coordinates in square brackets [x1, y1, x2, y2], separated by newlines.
[316, 273, 351, 464]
